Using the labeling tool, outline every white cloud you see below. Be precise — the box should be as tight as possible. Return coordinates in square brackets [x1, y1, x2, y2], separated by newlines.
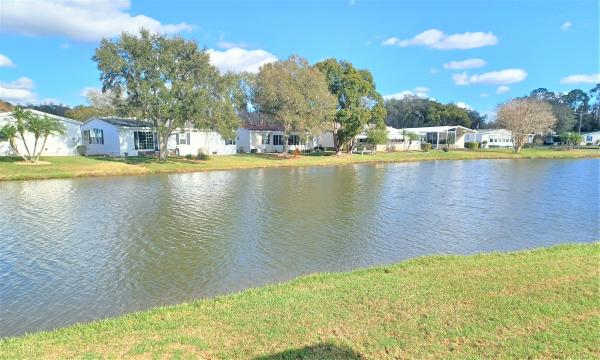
[560, 21, 572, 32]
[443, 58, 486, 70]
[429, 68, 438, 74]
[0, 54, 15, 67]
[480, 93, 489, 98]
[496, 85, 510, 94]
[0, 77, 37, 104]
[0, 0, 194, 41]
[207, 47, 277, 74]
[455, 102, 472, 110]
[382, 29, 498, 50]
[559, 73, 600, 84]
[384, 86, 430, 100]
[453, 69, 527, 86]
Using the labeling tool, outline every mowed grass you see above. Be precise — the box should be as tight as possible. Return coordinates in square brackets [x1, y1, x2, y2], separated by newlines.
[1, 243, 598, 359]
[0, 148, 598, 181]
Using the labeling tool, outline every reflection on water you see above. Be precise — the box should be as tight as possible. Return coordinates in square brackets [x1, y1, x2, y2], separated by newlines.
[0, 159, 598, 337]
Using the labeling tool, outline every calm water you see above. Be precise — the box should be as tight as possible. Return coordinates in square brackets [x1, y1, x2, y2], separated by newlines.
[0, 159, 598, 337]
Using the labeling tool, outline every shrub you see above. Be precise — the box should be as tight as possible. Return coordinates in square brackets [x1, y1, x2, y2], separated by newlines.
[185, 154, 193, 160]
[197, 149, 210, 160]
[464, 142, 479, 149]
[442, 146, 449, 152]
[420, 143, 432, 151]
[76, 145, 87, 156]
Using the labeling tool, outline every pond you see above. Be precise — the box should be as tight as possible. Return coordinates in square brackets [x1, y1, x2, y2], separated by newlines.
[0, 159, 598, 338]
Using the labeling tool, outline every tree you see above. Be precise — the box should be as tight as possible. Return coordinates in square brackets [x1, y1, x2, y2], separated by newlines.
[559, 132, 582, 150]
[496, 99, 557, 153]
[401, 130, 419, 150]
[93, 29, 239, 161]
[364, 125, 388, 153]
[467, 109, 488, 129]
[316, 58, 386, 155]
[551, 103, 577, 133]
[25, 102, 71, 117]
[0, 107, 66, 162]
[253, 56, 336, 155]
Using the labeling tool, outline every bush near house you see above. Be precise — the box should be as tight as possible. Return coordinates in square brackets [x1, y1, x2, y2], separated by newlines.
[420, 143, 432, 151]
[464, 142, 480, 149]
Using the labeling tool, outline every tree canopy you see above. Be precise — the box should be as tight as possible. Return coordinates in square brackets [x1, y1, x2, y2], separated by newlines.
[384, 96, 477, 129]
[93, 29, 240, 160]
[315, 58, 386, 154]
[496, 98, 556, 153]
[253, 56, 336, 154]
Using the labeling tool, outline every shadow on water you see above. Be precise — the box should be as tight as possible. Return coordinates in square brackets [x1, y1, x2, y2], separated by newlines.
[255, 343, 365, 360]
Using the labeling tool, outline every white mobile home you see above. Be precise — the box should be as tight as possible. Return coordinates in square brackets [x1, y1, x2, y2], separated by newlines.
[81, 117, 236, 156]
[236, 125, 319, 153]
[464, 129, 534, 148]
[396, 125, 476, 149]
[0, 110, 82, 156]
[581, 131, 600, 146]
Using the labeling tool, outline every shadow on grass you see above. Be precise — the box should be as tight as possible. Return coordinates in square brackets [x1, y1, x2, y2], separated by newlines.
[255, 343, 365, 360]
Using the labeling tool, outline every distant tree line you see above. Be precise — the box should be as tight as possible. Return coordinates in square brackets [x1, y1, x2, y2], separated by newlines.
[384, 96, 487, 130]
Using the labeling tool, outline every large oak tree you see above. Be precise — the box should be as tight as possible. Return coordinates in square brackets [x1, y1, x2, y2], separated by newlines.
[93, 29, 239, 160]
[252, 56, 336, 154]
[316, 59, 386, 155]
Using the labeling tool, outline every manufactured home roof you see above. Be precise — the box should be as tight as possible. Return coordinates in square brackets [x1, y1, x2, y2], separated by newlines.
[396, 125, 476, 133]
[92, 117, 151, 128]
[242, 124, 284, 131]
[0, 109, 81, 126]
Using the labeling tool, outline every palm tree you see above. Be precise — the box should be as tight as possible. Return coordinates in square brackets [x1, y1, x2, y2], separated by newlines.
[0, 107, 66, 162]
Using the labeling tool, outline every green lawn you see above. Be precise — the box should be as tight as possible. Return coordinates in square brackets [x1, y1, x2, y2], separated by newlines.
[1, 148, 598, 181]
[1, 243, 598, 359]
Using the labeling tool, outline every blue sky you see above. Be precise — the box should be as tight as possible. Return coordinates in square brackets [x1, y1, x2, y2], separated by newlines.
[0, 0, 598, 117]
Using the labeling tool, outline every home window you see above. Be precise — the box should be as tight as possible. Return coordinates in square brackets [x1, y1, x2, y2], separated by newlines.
[134, 131, 156, 150]
[84, 129, 104, 144]
[587, 135, 593, 142]
[261, 133, 270, 145]
[288, 135, 300, 145]
[176, 132, 190, 145]
[273, 134, 283, 146]
[225, 139, 235, 145]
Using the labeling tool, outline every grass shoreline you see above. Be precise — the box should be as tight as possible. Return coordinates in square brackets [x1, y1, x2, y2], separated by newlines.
[1, 243, 598, 359]
[1, 148, 598, 181]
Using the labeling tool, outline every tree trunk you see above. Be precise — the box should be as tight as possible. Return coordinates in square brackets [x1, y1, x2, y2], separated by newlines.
[158, 134, 169, 161]
[9, 138, 29, 162]
[34, 135, 49, 162]
[18, 132, 33, 162]
[282, 133, 289, 156]
[30, 135, 40, 163]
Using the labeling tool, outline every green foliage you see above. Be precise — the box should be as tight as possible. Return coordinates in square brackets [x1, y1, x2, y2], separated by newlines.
[316, 58, 386, 154]
[184, 154, 193, 160]
[384, 96, 473, 129]
[24, 103, 71, 117]
[559, 132, 582, 148]
[197, 149, 210, 160]
[253, 56, 336, 154]
[93, 29, 239, 161]
[365, 126, 388, 145]
[2, 107, 67, 162]
[465, 142, 480, 149]
[420, 143, 432, 151]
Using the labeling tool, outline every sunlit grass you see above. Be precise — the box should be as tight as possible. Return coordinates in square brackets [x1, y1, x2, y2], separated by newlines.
[0, 148, 598, 181]
[0, 243, 597, 359]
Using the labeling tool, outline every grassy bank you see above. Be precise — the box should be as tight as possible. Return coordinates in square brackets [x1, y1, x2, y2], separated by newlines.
[1, 243, 598, 359]
[1, 148, 598, 181]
